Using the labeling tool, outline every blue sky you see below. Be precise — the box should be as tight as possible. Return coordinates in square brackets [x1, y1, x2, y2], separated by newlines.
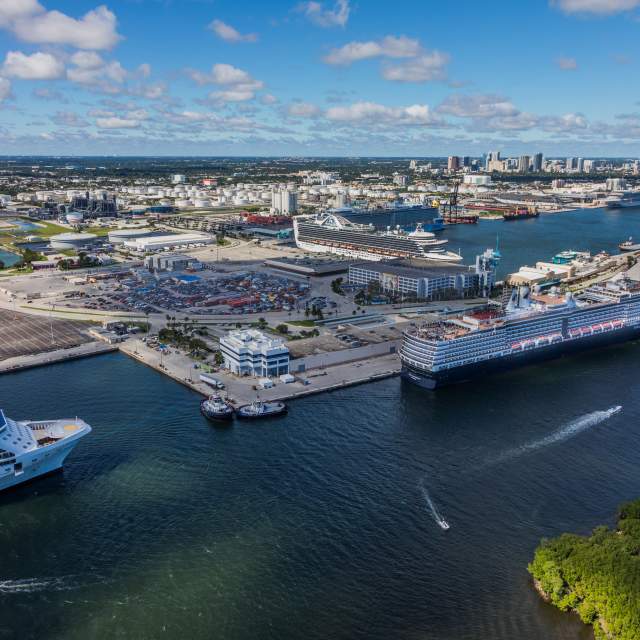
[1, 0, 640, 156]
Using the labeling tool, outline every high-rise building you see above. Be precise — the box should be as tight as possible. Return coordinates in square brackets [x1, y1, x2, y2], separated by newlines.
[447, 156, 460, 172]
[485, 151, 500, 171]
[532, 153, 543, 172]
[271, 188, 298, 214]
[518, 155, 531, 173]
[462, 156, 471, 167]
[583, 159, 594, 173]
[576, 157, 585, 173]
[565, 157, 576, 172]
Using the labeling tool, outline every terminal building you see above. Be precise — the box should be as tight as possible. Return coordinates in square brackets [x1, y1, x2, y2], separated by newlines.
[123, 232, 213, 253]
[220, 329, 290, 378]
[348, 250, 499, 300]
[144, 253, 201, 273]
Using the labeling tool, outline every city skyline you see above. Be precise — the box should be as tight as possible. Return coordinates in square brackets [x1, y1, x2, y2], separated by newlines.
[2, 0, 640, 155]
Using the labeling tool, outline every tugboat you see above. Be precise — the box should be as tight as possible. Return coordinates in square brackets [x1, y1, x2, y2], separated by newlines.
[200, 395, 234, 422]
[236, 400, 287, 420]
[619, 237, 640, 252]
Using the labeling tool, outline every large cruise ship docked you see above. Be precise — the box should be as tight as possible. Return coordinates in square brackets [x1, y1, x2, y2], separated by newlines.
[606, 192, 640, 209]
[293, 213, 463, 263]
[0, 410, 91, 491]
[401, 278, 640, 389]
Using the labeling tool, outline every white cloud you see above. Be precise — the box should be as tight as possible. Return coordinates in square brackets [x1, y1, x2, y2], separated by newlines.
[323, 35, 422, 65]
[326, 101, 441, 125]
[187, 63, 264, 103]
[67, 57, 127, 87]
[297, 0, 350, 27]
[287, 101, 320, 117]
[436, 94, 519, 118]
[382, 52, 450, 82]
[9, 4, 121, 50]
[556, 56, 578, 70]
[551, 0, 640, 14]
[209, 19, 257, 43]
[51, 110, 89, 127]
[261, 93, 278, 105]
[0, 77, 11, 101]
[2, 50, 64, 80]
[137, 63, 152, 78]
[0, 0, 42, 26]
[96, 116, 142, 129]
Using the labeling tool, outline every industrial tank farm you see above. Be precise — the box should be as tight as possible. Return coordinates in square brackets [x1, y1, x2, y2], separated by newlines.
[49, 232, 98, 251]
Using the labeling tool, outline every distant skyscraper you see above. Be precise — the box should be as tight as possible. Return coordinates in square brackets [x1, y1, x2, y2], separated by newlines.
[485, 150, 500, 171]
[577, 157, 585, 173]
[566, 157, 576, 172]
[462, 156, 471, 168]
[532, 152, 543, 172]
[518, 155, 531, 173]
[447, 156, 460, 171]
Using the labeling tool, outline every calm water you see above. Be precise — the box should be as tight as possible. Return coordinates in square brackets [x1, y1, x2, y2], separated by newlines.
[349, 206, 640, 277]
[1, 347, 639, 640]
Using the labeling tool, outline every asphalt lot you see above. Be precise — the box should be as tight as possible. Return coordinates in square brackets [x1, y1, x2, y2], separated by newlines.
[0, 309, 91, 360]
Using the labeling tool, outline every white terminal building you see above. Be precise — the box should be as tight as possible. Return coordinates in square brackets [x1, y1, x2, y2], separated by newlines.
[220, 329, 290, 378]
[123, 232, 213, 253]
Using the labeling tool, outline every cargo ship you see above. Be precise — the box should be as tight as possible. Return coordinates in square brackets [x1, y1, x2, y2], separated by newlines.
[293, 213, 463, 263]
[400, 277, 640, 389]
[502, 208, 540, 220]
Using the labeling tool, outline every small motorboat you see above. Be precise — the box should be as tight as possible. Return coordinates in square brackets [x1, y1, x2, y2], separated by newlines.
[236, 400, 287, 420]
[439, 519, 450, 530]
[200, 395, 234, 422]
[619, 237, 640, 252]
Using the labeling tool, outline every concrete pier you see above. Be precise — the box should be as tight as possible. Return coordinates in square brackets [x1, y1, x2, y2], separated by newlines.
[0, 342, 117, 374]
[119, 338, 400, 405]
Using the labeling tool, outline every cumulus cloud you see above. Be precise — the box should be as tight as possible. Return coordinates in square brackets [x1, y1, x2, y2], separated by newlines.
[209, 19, 257, 43]
[437, 94, 519, 118]
[556, 56, 578, 70]
[96, 116, 142, 129]
[326, 101, 442, 126]
[67, 53, 127, 87]
[323, 35, 449, 83]
[551, 0, 640, 14]
[382, 52, 450, 82]
[2, 50, 64, 80]
[297, 0, 350, 27]
[187, 63, 264, 103]
[2, 3, 122, 50]
[323, 35, 422, 65]
[287, 101, 321, 117]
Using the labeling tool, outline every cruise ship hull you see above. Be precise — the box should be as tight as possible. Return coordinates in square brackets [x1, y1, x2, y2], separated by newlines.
[0, 439, 80, 492]
[401, 325, 640, 389]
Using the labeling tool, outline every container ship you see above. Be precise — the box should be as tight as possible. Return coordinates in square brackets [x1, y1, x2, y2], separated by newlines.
[293, 213, 463, 263]
[400, 277, 640, 389]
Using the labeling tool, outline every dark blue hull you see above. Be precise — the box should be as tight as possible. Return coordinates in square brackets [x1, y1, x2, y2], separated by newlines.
[402, 325, 640, 389]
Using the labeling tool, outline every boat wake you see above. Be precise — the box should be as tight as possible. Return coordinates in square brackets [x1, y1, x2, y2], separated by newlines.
[487, 406, 622, 467]
[0, 574, 101, 594]
[420, 482, 450, 530]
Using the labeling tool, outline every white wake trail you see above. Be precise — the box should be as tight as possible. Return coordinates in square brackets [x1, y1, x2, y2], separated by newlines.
[420, 482, 450, 530]
[488, 405, 622, 467]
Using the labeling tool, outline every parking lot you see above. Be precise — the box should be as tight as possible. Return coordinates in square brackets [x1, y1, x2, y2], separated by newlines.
[0, 309, 91, 360]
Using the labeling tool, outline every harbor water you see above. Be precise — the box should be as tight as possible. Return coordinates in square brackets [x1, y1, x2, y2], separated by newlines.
[350, 206, 640, 276]
[1, 346, 639, 640]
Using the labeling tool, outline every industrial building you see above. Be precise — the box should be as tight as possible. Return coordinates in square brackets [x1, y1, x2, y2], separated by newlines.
[348, 250, 498, 300]
[108, 228, 159, 245]
[220, 329, 290, 378]
[271, 188, 298, 215]
[50, 232, 98, 251]
[144, 253, 201, 272]
[123, 232, 213, 253]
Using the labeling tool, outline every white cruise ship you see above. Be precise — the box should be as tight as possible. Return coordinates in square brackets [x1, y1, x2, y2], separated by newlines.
[401, 277, 640, 389]
[606, 192, 640, 209]
[0, 410, 91, 492]
[293, 213, 463, 263]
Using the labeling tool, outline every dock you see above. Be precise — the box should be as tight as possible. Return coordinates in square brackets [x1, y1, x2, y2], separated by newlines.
[0, 342, 117, 374]
[118, 338, 401, 404]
